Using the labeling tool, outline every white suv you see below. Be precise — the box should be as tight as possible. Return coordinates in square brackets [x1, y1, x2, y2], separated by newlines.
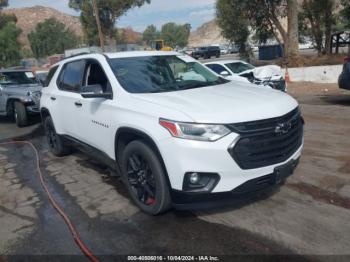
[40, 52, 304, 215]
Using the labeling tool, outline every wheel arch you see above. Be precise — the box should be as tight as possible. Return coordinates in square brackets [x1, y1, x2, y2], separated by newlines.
[40, 107, 51, 120]
[115, 127, 172, 188]
[6, 98, 21, 115]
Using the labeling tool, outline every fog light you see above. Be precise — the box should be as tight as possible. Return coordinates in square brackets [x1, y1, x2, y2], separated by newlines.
[189, 173, 200, 184]
[183, 172, 220, 193]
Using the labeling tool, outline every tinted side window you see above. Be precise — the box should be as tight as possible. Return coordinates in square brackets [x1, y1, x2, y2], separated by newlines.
[206, 64, 229, 75]
[85, 61, 111, 93]
[45, 66, 58, 87]
[59, 60, 85, 92]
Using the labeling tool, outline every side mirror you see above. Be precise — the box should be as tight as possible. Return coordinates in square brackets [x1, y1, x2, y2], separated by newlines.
[81, 84, 113, 99]
[220, 71, 230, 77]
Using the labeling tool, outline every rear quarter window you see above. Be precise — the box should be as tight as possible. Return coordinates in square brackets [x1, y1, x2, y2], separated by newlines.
[44, 66, 59, 87]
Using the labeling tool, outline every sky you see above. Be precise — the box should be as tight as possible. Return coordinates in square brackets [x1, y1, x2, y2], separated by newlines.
[6, 0, 217, 32]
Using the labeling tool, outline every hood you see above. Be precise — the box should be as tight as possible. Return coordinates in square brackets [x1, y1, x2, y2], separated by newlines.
[131, 82, 298, 123]
[3, 84, 42, 94]
[239, 65, 283, 81]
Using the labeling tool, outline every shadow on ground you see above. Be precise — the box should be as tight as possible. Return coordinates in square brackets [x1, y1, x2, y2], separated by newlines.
[321, 95, 350, 106]
[0, 115, 42, 141]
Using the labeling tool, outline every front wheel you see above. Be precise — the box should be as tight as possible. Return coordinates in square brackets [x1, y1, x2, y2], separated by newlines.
[14, 101, 28, 127]
[121, 140, 171, 215]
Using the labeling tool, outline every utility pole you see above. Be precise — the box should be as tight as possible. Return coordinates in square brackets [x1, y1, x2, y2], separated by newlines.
[92, 0, 105, 51]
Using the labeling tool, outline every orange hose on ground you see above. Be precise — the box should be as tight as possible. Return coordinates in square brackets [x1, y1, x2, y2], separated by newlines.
[0, 141, 99, 262]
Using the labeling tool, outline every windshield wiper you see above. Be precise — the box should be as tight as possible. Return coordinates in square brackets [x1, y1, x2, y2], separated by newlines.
[179, 82, 207, 90]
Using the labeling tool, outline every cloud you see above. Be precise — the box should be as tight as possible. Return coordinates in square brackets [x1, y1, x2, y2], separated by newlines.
[189, 8, 215, 22]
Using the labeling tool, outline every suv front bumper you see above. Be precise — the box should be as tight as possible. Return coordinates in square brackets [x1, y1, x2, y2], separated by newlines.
[158, 132, 303, 206]
[171, 158, 300, 209]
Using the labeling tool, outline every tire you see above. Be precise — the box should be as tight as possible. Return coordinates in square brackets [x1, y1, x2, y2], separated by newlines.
[121, 140, 171, 215]
[14, 101, 28, 127]
[44, 116, 71, 157]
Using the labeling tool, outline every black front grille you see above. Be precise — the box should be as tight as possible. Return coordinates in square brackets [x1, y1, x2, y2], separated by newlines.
[227, 107, 304, 170]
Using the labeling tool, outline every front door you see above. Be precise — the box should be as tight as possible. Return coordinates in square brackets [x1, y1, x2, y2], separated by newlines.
[75, 60, 114, 154]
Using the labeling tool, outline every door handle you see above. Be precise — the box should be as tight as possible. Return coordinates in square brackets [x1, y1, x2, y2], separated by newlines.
[50, 96, 56, 101]
[74, 101, 82, 107]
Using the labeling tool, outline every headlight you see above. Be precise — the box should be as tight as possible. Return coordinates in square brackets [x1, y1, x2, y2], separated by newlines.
[159, 119, 231, 142]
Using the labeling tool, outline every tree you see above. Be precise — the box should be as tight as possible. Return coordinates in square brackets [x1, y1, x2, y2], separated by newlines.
[300, 0, 336, 55]
[0, 13, 16, 29]
[0, 22, 21, 67]
[287, 0, 299, 58]
[0, 10, 21, 67]
[0, 0, 8, 10]
[216, 0, 250, 60]
[160, 23, 191, 48]
[340, 0, 350, 29]
[69, 0, 151, 45]
[143, 25, 159, 44]
[28, 18, 80, 58]
[216, 0, 300, 63]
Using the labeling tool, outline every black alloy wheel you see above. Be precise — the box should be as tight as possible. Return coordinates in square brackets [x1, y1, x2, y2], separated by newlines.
[121, 140, 171, 215]
[44, 117, 71, 157]
[46, 120, 58, 152]
[127, 154, 156, 206]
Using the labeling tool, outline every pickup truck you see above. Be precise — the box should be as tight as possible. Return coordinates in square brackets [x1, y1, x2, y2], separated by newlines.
[0, 69, 42, 127]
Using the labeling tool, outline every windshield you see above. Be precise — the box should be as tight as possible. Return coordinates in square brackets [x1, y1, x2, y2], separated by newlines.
[110, 55, 229, 94]
[225, 62, 255, 74]
[0, 71, 37, 86]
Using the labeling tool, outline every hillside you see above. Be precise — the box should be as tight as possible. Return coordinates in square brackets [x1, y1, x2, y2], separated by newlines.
[189, 20, 227, 47]
[3, 6, 83, 50]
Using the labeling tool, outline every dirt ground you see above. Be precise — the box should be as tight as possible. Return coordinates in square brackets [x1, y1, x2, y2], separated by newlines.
[0, 82, 349, 260]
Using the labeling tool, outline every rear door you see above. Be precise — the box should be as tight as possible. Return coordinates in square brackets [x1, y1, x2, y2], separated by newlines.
[54, 59, 86, 138]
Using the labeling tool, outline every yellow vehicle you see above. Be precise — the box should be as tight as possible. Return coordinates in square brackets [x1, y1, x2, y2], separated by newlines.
[150, 40, 173, 51]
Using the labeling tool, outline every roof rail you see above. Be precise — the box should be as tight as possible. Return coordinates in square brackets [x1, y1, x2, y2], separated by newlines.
[63, 52, 93, 60]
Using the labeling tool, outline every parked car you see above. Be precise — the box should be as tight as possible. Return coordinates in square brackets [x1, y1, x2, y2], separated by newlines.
[338, 56, 350, 90]
[0, 69, 42, 127]
[40, 52, 304, 215]
[229, 44, 239, 54]
[180, 47, 195, 57]
[205, 60, 287, 92]
[220, 47, 229, 55]
[191, 46, 221, 59]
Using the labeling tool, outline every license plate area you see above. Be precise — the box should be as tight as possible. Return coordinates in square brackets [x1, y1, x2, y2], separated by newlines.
[273, 159, 298, 184]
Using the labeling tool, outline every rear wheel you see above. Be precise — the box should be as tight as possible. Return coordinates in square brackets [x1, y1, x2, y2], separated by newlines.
[121, 140, 171, 215]
[44, 116, 71, 156]
[14, 101, 28, 127]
